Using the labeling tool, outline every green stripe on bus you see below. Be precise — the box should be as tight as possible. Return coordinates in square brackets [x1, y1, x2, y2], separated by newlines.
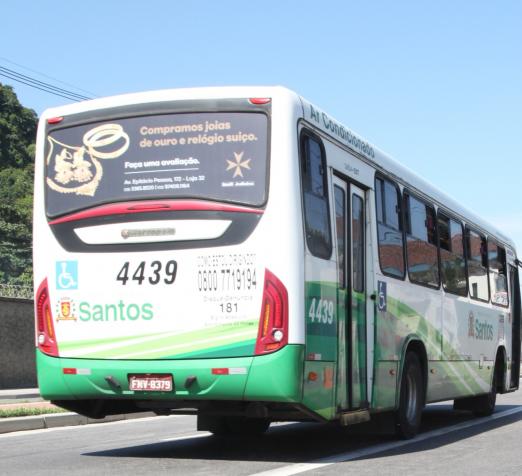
[58, 319, 258, 359]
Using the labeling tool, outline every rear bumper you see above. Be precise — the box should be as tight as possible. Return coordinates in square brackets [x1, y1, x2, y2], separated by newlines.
[37, 344, 304, 403]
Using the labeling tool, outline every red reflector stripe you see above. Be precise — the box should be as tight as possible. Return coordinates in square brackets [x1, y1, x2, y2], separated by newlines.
[211, 368, 229, 375]
[48, 200, 263, 225]
[63, 368, 77, 375]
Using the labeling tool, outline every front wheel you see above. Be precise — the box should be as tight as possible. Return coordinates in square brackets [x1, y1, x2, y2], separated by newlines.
[472, 372, 497, 417]
[395, 352, 424, 439]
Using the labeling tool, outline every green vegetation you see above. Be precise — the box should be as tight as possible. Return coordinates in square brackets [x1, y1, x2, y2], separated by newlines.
[0, 406, 66, 418]
[0, 83, 37, 286]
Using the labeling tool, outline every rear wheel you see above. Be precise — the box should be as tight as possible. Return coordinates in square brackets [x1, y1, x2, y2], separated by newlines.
[395, 352, 424, 439]
[473, 370, 497, 417]
[453, 357, 501, 417]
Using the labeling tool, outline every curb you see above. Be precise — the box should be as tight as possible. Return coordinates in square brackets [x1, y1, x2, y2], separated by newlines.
[0, 389, 41, 405]
[0, 411, 157, 435]
[0, 393, 41, 402]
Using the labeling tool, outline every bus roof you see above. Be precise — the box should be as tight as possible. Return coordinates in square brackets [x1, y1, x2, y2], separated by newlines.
[40, 86, 298, 120]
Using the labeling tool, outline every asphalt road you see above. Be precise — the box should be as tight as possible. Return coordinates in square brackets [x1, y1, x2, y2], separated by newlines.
[1, 391, 521, 476]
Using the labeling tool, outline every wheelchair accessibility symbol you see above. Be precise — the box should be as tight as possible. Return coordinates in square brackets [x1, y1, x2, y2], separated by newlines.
[56, 261, 78, 290]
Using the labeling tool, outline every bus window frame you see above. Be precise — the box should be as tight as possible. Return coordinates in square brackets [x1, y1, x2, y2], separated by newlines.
[465, 225, 490, 303]
[402, 189, 441, 290]
[437, 208, 469, 297]
[374, 173, 406, 281]
[488, 238, 509, 309]
[299, 128, 333, 260]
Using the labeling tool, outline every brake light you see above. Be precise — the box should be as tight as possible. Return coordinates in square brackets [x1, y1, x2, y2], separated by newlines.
[47, 117, 64, 124]
[255, 269, 288, 355]
[35, 279, 59, 356]
[249, 98, 271, 105]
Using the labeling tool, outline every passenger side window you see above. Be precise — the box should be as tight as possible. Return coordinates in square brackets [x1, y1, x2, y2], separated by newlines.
[404, 192, 439, 287]
[375, 176, 405, 278]
[438, 213, 467, 296]
[300, 132, 332, 259]
[466, 228, 489, 301]
[488, 241, 509, 307]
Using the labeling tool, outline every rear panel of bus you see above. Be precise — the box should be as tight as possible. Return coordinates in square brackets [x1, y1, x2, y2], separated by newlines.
[33, 90, 306, 418]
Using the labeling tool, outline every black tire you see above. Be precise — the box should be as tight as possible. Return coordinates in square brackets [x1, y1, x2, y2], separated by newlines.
[395, 352, 424, 439]
[205, 416, 270, 436]
[473, 361, 499, 417]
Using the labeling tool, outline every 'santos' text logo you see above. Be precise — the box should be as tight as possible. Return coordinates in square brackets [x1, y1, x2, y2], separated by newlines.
[78, 301, 153, 322]
[468, 312, 493, 341]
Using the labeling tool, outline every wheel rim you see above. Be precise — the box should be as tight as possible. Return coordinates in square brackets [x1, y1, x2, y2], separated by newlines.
[405, 370, 418, 423]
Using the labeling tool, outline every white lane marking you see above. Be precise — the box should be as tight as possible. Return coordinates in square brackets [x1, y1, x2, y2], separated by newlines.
[249, 406, 522, 476]
[161, 432, 210, 442]
[0, 414, 295, 442]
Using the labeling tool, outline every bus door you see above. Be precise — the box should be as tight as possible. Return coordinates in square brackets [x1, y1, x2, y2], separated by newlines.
[333, 176, 368, 410]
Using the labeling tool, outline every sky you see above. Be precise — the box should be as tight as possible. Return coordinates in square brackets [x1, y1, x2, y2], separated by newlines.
[1, 0, 521, 254]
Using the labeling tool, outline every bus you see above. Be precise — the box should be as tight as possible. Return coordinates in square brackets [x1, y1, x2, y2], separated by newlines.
[34, 86, 521, 439]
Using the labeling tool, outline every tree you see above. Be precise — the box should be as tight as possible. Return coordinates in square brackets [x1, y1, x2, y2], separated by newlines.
[0, 83, 37, 286]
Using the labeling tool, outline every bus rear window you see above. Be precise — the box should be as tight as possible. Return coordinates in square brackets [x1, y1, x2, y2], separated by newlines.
[45, 112, 268, 217]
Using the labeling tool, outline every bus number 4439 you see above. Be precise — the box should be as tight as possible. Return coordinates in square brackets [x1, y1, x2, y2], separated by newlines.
[116, 260, 177, 285]
[308, 298, 334, 325]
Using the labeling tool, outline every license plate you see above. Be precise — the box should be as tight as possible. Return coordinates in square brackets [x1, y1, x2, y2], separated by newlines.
[128, 374, 173, 392]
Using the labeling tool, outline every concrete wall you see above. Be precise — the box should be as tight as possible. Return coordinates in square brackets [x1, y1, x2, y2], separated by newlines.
[0, 297, 36, 389]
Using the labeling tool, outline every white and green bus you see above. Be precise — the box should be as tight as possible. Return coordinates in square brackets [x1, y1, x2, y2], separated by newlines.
[34, 86, 521, 438]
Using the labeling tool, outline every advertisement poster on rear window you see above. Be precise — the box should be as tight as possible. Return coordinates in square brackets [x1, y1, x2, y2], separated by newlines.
[45, 112, 268, 217]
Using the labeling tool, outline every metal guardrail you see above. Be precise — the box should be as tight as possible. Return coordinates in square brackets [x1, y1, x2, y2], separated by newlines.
[0, 284, 33, 300]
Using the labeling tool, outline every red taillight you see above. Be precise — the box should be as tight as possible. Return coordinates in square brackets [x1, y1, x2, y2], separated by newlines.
[35, 279, 59, 356]
[47, 116, 64, 124]
[255, 269, 288, 355]
[249, 98, 271, 105]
